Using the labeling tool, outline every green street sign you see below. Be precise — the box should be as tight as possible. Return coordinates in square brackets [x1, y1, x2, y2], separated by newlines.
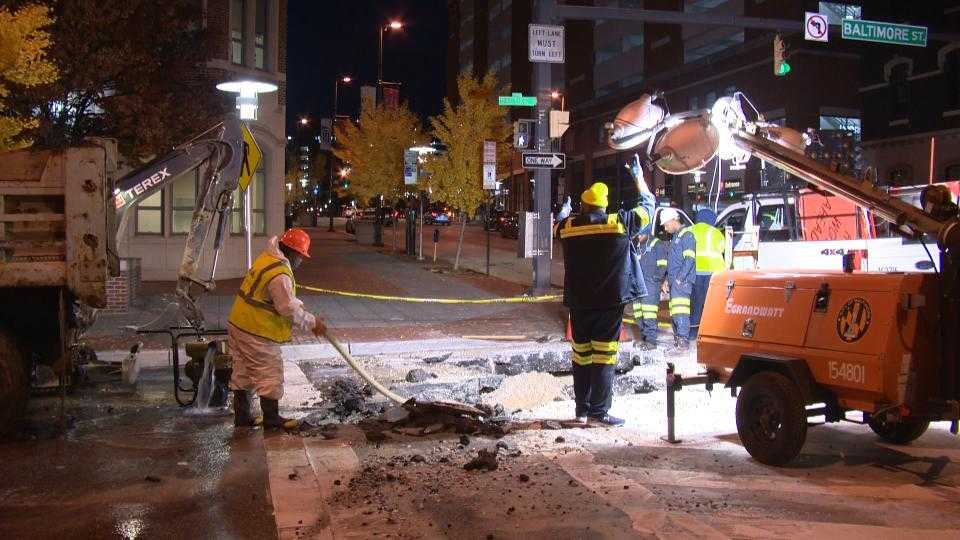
[498, 92, 537, 107]
[842, 19, 927, 47]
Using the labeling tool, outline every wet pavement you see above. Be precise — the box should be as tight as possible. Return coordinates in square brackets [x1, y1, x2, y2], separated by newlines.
[0, 371, 275, 539]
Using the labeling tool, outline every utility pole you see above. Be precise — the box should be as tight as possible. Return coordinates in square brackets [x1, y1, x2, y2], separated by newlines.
[531, 0, 555, 294]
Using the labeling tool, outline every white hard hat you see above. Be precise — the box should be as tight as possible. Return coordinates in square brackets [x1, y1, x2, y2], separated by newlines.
[659, 207, 680, 224]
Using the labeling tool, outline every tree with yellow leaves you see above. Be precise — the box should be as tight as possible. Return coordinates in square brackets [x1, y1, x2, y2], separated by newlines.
[333, 103, 424, 205]
[422, 72, 511, 270]
[0, 4, 57, 151]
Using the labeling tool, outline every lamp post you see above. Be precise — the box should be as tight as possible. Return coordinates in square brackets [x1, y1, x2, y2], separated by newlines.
[215, 79, 277, 268]
[378, 20, 403, 86]
[329, 75, 352, 232]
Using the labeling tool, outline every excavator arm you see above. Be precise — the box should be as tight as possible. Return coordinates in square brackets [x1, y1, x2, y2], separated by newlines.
[113, 115, 250, 329]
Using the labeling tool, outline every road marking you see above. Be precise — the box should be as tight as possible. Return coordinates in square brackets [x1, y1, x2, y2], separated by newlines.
[633, 466, 949, 502]
[303, 436, 361, 538]
[263, 434, 327, 539]
[557, 447, 960, 538]
[553, 451, 728, 538]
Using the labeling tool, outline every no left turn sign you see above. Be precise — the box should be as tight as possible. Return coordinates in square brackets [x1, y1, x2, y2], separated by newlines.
[805, 12, 829, 42]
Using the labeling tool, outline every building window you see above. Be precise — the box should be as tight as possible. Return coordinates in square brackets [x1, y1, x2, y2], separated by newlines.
[890, 63, 910, 119]
[254, 0, 268, 69]
[685, 0, 730, 14]
[819, 116, 861, 140]
[946, 50, 960, 110]
[172, 171, 198, 234]
[231, 0, 245, 65]
[232, 164, 266, 235]
[887, 165, 913, 186]
[946, 163, 960, 181]
[684, 31, 744, 64]
[818, 2, 861, 24]
[690, 96, 699, 110]
[136, 190, 163, 235]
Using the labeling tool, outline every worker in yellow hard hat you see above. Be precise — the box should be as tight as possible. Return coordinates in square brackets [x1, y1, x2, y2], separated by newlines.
[554, 153, 655, 426]
[227, 228, 326, 430]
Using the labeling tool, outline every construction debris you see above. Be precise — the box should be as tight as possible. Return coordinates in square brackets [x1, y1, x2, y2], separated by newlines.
[481, 372, 568, 411]
[405, 369, 434, 383]
[463, 449, 498, 471]
[422, 352, 452, 364]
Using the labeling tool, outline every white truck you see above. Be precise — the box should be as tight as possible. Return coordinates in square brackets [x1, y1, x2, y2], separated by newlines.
[715, 187, 945, 272]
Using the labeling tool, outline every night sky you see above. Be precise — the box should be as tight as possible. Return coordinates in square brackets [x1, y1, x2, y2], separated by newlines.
[285, 0, 449, 134]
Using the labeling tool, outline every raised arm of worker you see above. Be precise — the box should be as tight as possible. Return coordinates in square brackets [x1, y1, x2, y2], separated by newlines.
[553, 195, 573, 237]
[623, 153, 656, 237]
[267, 276, 325, 335]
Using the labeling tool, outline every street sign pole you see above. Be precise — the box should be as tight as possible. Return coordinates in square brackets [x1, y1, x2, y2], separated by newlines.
[531, 0, 554, 295]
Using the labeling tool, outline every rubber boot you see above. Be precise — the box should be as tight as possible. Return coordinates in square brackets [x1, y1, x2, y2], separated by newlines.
[233, 391, 262, 427]
[261, 397, 299, 430]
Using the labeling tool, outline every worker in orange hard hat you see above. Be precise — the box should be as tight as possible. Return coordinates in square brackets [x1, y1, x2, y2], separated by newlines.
[227, 228, 325, 430]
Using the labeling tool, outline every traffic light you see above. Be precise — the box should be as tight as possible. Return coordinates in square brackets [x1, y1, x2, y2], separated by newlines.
[513, 120, 532, 149]
[774, 34, 791, 76]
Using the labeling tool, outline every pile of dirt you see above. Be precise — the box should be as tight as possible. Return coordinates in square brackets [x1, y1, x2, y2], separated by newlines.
[481, 372, 568, 411]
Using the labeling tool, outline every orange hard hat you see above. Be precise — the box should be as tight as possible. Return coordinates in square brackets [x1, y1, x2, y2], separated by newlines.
[279, 228, 311, 258]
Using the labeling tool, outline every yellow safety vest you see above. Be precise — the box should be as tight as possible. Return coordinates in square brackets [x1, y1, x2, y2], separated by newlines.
[228, 253, 296, 343]
[690, 222, 726, 273]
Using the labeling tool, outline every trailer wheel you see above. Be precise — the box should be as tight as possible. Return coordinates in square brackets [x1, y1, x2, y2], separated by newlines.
[868, 416, 929, 444]
[0, 328, 28, 437]
[735, 371, 807, 466]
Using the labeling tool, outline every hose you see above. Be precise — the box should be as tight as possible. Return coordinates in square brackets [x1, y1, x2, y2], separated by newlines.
[322, 331, 408, 405]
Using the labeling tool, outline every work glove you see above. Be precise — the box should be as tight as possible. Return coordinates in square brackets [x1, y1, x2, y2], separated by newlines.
[557, 196, 572, 220]
[312, 317, 327, 337]
[630, 153, 654, 196]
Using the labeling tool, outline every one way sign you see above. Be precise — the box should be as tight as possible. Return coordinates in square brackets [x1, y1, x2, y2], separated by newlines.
[522, 152, 565, 170]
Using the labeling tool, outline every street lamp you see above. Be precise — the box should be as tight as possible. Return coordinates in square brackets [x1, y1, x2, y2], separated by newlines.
[378, 20, 404, 86]
[329, 75, 353, 232]
[300, 116, 309, 126]
[215, 79, 278, 268]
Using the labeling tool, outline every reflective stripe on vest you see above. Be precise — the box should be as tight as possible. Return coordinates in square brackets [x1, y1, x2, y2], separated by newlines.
[559, 214, 625, 239]
[691, 222, 726, 273]
[228, 253, 295, 343]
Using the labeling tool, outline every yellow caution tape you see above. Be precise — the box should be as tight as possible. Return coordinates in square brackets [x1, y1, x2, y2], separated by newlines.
[298, 284, 561, 304]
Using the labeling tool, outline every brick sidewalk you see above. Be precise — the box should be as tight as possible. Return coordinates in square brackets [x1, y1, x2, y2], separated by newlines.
[87, 228, 566, 349]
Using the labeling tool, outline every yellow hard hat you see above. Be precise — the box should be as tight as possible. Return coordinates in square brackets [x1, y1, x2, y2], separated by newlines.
[581, 182, 609, 208]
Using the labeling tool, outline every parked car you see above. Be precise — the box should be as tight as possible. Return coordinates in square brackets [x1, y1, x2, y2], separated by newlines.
[500, 212, 519, 239]
[425, 209, 453, 226]
[484, 210, 505, 231]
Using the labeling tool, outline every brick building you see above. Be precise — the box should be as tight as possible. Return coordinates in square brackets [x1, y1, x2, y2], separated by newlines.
[857, 1, 960, 187]
[116, 0, 288, 281]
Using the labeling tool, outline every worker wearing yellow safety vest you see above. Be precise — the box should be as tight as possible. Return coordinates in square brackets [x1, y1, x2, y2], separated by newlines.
[689, 209, 727, 338]
[554, 154, 655, 426]
[663, 209, 696, 351]
[632, 234, 668, 350]
[227, 229, 326, 430]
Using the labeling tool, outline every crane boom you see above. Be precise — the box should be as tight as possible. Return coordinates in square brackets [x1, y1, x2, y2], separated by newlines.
[112, 115, 250, 330]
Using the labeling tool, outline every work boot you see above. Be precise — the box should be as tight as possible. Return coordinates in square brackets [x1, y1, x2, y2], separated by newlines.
[232, 391, 262, 427]
[589, 414, 626, 427]
[261, 397, 299, 430]
[673, 338, 690, 353]
[639, 340, 657, 351]
[574, 405, 588, 423]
